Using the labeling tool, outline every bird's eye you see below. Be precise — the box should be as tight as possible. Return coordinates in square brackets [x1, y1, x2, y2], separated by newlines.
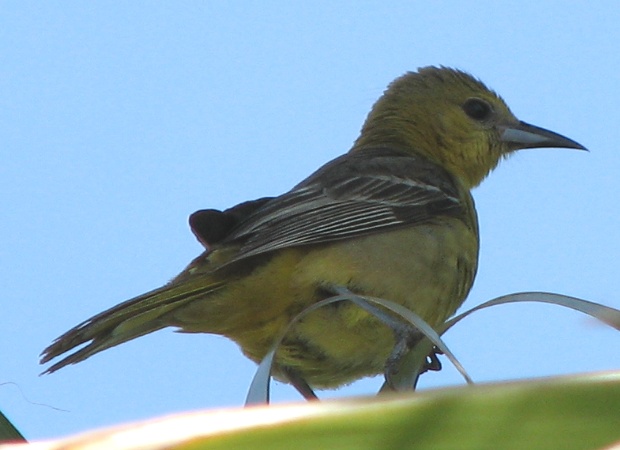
[462, 98, 493, 121]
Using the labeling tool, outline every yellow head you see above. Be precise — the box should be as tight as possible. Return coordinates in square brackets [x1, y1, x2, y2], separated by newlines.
[353, 66, 585, 188]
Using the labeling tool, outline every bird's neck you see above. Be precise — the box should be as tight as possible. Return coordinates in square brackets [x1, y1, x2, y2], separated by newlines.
[352, 119, 429, 156]
[352, 120, 491, 190]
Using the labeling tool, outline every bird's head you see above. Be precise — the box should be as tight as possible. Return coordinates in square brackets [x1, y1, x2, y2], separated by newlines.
[353, 66, 585, 188]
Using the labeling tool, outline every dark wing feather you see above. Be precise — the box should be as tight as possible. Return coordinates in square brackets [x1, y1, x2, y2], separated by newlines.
[189, 197, 274, 248]
[220, 147, 469, 262]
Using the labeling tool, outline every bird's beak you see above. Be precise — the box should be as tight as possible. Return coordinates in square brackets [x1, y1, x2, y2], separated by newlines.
[500, 121, 587, 151]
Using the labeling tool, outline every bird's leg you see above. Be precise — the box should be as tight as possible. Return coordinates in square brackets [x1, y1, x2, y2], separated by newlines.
[383, 322, 426, 385]
[381, 332, 445, 392]
[281, 366, 318, 401]
[384, 328, 444, 389]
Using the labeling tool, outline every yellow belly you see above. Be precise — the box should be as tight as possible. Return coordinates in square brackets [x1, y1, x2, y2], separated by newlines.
[170, 219, 478, 388]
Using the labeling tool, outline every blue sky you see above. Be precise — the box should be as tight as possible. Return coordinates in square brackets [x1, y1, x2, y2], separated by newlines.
[1, 1, 619, 441]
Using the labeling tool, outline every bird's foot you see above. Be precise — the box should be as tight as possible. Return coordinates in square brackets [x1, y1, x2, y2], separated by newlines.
[281, 366, 318, 401]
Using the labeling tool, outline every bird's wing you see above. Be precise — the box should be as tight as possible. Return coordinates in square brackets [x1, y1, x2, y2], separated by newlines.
[221, 147, 471, 262]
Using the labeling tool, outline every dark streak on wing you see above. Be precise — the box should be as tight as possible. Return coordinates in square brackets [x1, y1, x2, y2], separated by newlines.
[216, 147, 467, 263]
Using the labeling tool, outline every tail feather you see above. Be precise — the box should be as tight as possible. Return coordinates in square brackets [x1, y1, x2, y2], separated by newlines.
[41, 279, 226, 373]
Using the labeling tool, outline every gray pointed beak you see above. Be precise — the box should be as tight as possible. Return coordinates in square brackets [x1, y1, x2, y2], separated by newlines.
[500, 121, 587, 151]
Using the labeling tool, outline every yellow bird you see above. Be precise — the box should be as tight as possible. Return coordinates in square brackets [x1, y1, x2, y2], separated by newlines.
[41, 67, 585, 398]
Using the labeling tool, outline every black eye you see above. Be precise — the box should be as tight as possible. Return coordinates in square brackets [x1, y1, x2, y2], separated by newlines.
[462, 98, 493, 121]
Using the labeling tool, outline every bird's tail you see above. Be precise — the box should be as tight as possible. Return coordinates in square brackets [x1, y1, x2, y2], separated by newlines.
[40, 277, 226, 374]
